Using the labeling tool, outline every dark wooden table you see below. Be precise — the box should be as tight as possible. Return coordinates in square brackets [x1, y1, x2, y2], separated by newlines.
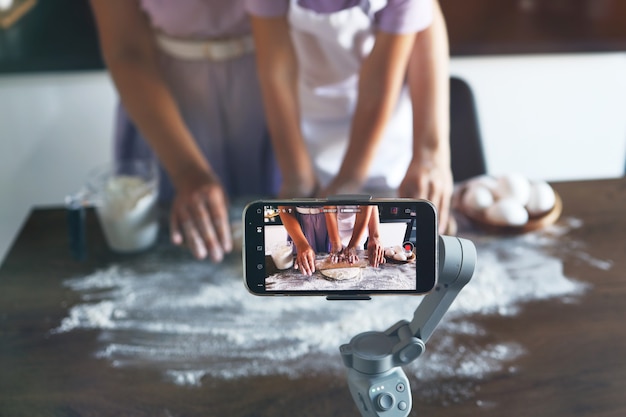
[1, 178, 624, 417]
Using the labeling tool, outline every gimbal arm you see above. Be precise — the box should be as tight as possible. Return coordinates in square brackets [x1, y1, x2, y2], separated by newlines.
[340, 235, 477, 417]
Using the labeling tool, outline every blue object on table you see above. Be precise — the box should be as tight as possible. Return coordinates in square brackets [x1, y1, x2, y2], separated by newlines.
[66, 198, 86, 261]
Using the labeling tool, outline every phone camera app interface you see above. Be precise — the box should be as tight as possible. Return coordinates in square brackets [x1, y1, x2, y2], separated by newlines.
[261, 203, 420, 292]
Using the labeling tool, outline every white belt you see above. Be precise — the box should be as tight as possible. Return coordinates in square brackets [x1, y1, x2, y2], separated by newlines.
[296, 207, 323, 215]
[155, 32, 255, 62]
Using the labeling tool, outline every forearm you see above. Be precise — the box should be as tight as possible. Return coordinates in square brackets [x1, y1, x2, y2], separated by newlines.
[256, 63, 308, 183]
[91, 0, 211, 190]
[324, 208, 342, 250]
[106, 57, 212, 187]
[407, 0, 450, 167]
[366, 206, 381, 239]
[250, 16, 316, 195]
[366, 205, 384, 267]
[278, 209, 309, 249]
[401, 1, 453, 232]
[347, 206, 371, 249]
[335, 32, 415, 187]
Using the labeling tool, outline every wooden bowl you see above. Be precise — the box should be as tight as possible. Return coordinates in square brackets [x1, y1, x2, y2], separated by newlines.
[457, 187, 563, 234]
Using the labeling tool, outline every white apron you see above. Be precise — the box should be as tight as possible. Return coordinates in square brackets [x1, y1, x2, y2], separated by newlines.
[336, 205, 368, 249]
[288, 0, 414, 195]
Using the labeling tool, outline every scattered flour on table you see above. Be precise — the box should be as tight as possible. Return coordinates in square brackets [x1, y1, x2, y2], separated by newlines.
[54, 217, 607, 391]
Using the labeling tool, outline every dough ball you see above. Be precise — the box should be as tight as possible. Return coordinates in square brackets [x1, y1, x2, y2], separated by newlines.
[484, 198, 529, 226]
[496, 173, 531, 205]
[462, 184, 495, 213]
[321, 267, 360, 281]
[526, 181, 556, 215]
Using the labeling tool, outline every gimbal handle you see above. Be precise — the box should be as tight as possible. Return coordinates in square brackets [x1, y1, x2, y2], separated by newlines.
[340, 236, 477, 417]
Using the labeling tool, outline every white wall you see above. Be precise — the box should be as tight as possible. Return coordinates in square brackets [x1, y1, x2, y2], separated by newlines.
[0, 71, 116, 262]
[450, 52, 626, 181]
[1, 53, 625, 263]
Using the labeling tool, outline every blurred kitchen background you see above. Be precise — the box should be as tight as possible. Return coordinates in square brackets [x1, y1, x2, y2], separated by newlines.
[1, 0, 625, 263]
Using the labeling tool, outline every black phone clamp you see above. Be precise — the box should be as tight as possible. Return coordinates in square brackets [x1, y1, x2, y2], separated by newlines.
[340, 235, 477, 417]
[326, 194, 373, 202]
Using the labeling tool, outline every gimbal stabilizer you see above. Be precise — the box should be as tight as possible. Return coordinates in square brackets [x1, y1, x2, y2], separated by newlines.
[340, 235, 477, 417]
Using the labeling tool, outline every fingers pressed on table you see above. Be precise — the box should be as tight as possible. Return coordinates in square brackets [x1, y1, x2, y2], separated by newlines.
[182, 220, 208, 260]
[202, 189, 232, 252]
[189, 200, 223, 262]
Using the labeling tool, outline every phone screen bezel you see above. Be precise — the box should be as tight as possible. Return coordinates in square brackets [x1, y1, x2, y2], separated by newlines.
[243, 198, 438, 296]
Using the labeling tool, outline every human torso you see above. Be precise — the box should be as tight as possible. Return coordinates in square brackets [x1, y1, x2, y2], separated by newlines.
[286, 0, 430, 190]
[139, 0, 251, 38]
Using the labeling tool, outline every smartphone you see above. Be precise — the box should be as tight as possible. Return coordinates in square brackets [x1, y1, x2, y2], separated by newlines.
[242, 198, 438, 297]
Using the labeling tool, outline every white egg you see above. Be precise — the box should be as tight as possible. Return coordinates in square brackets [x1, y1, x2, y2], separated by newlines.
[526, 181, 556, 215]
[462, 184, 495, 212]
[484, 198, 529, 226]
[393, 252, 407, 261]
[0, 0, 13, 11]
[467, 175, 499, 193]
[393, 245, 403, 254]
[496, 173, 531, 205]
[384, 248, 395, 257]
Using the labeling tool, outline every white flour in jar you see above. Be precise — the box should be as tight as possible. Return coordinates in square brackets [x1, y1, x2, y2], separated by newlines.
[96, 175, 158, 252]
[271, 243, 294, 269]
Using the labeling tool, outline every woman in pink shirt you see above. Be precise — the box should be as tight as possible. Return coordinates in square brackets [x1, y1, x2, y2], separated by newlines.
[90, 0, 279, 261]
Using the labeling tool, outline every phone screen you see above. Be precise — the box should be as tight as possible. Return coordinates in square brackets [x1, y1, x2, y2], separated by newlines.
[243, 199, 437, 296]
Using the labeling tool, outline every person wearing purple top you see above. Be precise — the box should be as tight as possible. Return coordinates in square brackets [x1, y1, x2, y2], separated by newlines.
[247, 0, 453, 234]
[90, 0, 279, 262]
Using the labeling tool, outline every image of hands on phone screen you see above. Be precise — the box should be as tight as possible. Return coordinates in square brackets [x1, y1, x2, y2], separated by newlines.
[243, 198, 437, 296]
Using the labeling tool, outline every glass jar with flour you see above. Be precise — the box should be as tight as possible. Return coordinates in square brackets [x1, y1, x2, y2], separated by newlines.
[67, 159, 160, 255]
